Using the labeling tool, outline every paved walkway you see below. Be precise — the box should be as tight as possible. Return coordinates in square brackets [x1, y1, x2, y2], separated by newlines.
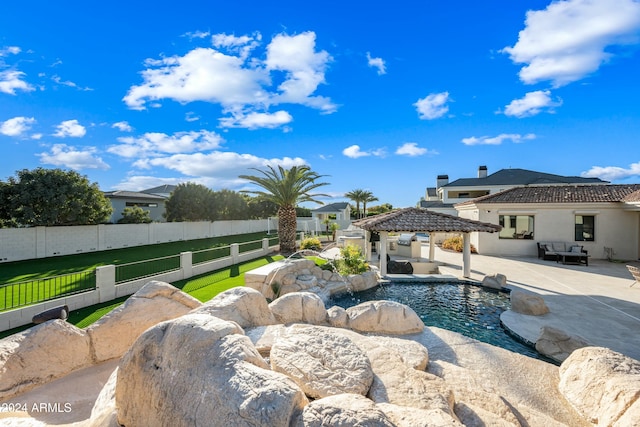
[429, 245, 640, 360]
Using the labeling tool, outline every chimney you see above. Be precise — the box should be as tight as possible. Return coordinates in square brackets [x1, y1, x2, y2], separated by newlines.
[436, 174, 449, 188]
[478, 165, 488, 178]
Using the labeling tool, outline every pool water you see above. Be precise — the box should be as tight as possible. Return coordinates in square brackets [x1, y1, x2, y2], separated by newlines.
[328, 282, 547, 361]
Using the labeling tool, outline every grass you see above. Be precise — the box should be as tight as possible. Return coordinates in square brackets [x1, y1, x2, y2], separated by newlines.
[0, 231, 272, 284]
[0, 254, 284, 340]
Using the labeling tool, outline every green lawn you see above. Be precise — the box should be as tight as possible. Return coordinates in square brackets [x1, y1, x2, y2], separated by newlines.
[0, 232, 273, 284]
[0, 255, 284, 339]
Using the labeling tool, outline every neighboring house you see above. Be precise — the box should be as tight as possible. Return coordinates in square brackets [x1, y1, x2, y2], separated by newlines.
[455, 184, 640, 260]
[311, 202, 351, 224]
[419, 166, 607, 214]
[103, 191, 168, 223]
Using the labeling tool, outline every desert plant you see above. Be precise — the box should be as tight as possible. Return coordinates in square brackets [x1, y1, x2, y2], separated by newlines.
[300, 237, 322, 251]
[335, 245, 368, 275]
[441, 236, 477, 253]
[329, 222, 339, 241]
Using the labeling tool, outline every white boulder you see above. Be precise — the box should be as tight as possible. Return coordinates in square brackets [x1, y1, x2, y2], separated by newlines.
[347, 300, 424, 334]
[510, 290, 550, 316]
[294, 393, 395, 427]
[192, 286, 276, 328]
[268, 292, 327, 325]
[270, 325, 373, 399]
[535, 326, 590, 362]
[86, 280, 201, 362]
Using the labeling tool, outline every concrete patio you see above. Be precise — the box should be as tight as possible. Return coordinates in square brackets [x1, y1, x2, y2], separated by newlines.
[430, 245, 640, 361]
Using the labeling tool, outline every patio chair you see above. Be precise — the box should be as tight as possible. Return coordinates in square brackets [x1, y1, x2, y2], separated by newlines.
[627, 265, 640, 288]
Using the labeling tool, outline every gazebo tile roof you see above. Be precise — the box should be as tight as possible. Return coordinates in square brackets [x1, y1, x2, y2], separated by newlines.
[352, 207, 501, 233]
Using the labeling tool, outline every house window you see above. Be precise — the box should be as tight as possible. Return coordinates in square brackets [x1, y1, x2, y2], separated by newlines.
[575, 215, 595, 241]
[126, 202, 158, 208]
[498, 215, 534, 239]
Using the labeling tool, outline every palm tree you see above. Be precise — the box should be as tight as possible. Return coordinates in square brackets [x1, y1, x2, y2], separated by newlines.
[362, 191, 378, 218]
[345, 189, 366, 219]
[239, 165, 329, 254]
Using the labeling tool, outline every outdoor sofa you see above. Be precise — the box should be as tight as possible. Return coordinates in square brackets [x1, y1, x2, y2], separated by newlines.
[537, 242, 589, 266]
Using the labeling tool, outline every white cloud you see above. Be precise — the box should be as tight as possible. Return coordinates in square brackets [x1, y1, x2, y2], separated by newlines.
[113, 175, 186, 191]
[502, 0, 640, 87]
[53, 120, 86, 138]
[112, 121, 133, 132]
[366, 52, 386, 75]
[39, 144, 109, 170]
[502, 90, 563, 118]
[140, 151, 306, 180]
[0, 46, 21, 56]
[265, 32, 336, 113]
[414, 92, 451, 120]
[0, 70, 35, 95]
[108, 130, 224, 158]
[124, 31, 335, 128]
[183, 30, 211, 40]
[185, 112, 200, 122]
[343, 145, 370, 158]
[462, 133, 536, 146]
[0, 116, 36, 136]
[395, 142, 437, 157]
[219, 110, 293, 129]
[581, 161, 640, 181]
[51, 75, 92, 91]
[342, 144, 386, 158]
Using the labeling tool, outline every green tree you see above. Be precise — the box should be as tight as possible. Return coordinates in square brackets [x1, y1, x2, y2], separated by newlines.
[345, 189, 367, 219]
[0, 180, 17, 228]
[117, 206, 152, 224]
[362, 191, 379, 218]
[245, 196, 279, 219]
[367, 203, 393, 215]
[239, 165, 329, 254]
[165, 182, 213, 222]
[5, 168, 112, 226]
[211, 190, 249, 220]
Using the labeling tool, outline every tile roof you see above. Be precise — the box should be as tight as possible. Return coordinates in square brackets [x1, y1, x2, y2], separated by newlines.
[352, 207, 501, 233]
[418, 200, 454, 209]
[457, 184, 640, 205]
[312, 202, 350, 212]
[623, 189, 640, 203]
[142, 184, 177, 194]
[444, 168, 607, 187]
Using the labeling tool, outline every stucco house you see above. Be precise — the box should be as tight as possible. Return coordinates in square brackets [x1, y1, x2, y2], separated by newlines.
[455, 184, 640, 261]
[419, 166, 607, 214]
[103, 191, 168, 223]
[311, 202, 351, 225]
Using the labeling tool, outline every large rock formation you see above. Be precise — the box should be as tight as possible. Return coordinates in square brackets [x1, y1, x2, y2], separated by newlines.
[510, 290, 550, 316]
[295, 393, 395, 427]
[86, 280, 201, 362]
[346, 300, 424, 334]
[116, 313, 308, 427]
[268, 291, 327, 325]
[559, 346, 640, 426]
[0, 319, 92, 399]
[192, 286, 276, 327]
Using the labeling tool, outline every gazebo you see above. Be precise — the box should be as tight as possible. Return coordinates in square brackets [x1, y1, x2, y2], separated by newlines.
[352, 207, 502, 278]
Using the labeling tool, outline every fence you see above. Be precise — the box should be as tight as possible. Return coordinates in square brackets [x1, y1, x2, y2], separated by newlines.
[0, 270, 96, 311]
[0, 238, 279, 332]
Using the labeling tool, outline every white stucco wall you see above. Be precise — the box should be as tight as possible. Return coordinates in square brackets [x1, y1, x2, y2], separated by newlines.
[457, 203, 639, 260]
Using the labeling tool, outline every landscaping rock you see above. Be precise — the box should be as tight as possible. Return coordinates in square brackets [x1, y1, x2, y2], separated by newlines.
[268, 292, 327, 325]
[535, 326, 590, 362]
[116, 313, 308, 427]
[0, 319, 92, 399]
[377, 402, 464, 427]
[294, 393, 395, 427]
[270, 325, 373, 399]
[510, 290, 550, 315]
[326, 305, 349, 328]
[86, 280, 201, 362]
[347, 300, 424, 334]
[86, 368, 119, 427]
[192, 286, 276, 328]
[558, 346, 640, 426]
[482, 273, 507, 289]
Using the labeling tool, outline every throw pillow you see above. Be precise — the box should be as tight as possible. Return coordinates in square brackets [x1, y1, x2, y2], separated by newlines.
[570, 245, 583, 253]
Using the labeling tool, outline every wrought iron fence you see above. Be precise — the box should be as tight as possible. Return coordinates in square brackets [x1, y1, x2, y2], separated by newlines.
[192, 245, 231, 265]
[0, 270, 96, 311]
[115, 254, 181, 284]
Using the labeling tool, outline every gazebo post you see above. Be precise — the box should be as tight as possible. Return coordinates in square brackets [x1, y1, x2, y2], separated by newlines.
[462, 232, 471, 278]
[428, 233, 436, 262]
[379, 231, 388, 276]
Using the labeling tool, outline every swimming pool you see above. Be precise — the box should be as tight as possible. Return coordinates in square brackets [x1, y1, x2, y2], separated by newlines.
[328, 281, 547, 361]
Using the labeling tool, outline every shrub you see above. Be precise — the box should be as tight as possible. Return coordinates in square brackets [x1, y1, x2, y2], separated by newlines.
[300, 237, 322, 251]
[441, 236, 477, 253]
[335, 245, 368, 275]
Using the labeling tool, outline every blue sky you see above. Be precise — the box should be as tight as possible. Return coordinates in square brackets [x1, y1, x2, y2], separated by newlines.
[1, 0, 640, 209]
